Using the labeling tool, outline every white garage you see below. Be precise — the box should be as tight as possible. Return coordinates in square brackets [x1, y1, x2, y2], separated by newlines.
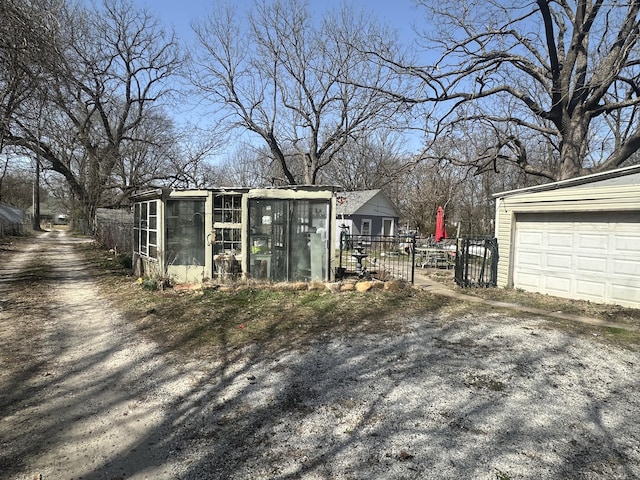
[494, 165, 640, 309]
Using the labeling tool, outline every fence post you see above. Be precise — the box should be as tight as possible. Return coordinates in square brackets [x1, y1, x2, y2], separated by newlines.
[410, 234, 416, 284]
[491, 238, 499, 287]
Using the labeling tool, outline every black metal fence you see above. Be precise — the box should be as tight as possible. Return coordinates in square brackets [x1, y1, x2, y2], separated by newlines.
[336, 234, 416, 283]
[454, 237, 498, 288]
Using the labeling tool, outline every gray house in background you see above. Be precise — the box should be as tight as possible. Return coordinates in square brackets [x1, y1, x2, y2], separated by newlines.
[335, 190, 400, 244]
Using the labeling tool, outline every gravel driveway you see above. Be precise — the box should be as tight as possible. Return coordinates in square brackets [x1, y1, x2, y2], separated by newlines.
[1, 231, 639, 479]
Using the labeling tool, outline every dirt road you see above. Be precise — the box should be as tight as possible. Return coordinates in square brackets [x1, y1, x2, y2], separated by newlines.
[1, 231, 640, 480]
[0, 230, 194, 479]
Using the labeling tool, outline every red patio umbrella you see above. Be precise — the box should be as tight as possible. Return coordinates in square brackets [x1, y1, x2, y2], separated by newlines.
[435, 206, 447, 242]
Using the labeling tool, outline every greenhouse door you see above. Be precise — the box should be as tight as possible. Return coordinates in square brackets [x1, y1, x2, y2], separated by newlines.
[249, 199, 330, 282]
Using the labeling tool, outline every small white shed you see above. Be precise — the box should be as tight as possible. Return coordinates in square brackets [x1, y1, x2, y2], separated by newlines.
[493, 165, 640, 309]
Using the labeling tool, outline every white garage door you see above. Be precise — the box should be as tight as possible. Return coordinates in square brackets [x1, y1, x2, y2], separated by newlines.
[513, 212, 640, 309]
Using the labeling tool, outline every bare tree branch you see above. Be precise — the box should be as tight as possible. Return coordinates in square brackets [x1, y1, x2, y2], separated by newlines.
[191, 0, 410, 185]
[401, 0, 640, 181]
[0, 0, 183, 227]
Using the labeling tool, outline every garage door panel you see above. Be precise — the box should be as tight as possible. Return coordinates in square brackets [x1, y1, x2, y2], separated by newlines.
[518, 231, 543, 246]
[614, 235, 640, 251]
[516, 272, 542, 289]
[611, 285, 640, 305]
[576, 256, 607, 273]
[576, 279, 606, 297]
[579, 234, 608, 249]
[613, 259, 640, 276]
[546, 253, 572, 269]
[548, 233, 573, 248]
[544, 275, 572, 294]
[518, 251, 542, 266]
[513, 212, 640, 309]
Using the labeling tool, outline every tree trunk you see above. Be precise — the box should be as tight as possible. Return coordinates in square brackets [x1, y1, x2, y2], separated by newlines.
[558, 120, 589, 180]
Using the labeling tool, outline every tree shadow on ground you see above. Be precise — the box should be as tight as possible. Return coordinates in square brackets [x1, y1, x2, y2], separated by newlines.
[1, 231, 639, 479]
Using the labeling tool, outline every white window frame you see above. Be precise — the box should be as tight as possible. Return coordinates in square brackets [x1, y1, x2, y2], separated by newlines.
[134, 200, 158, 260]
[382, 217, 395, 236]
[361, 218, 372, 236]
[213, 194, 243, 255]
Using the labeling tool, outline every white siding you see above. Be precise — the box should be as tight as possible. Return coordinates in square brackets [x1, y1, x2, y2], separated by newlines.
[495, 179, 640, 309]
[354, 191, 399, 218]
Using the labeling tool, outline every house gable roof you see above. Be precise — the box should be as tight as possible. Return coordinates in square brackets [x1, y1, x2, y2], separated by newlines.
[336, 189, 400, 217]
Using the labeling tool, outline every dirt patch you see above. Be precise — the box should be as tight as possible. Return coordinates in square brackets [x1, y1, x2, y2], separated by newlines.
[1, 231, 639, 479]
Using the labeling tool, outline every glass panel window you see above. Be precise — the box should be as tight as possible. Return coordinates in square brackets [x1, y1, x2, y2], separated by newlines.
[213, 194, 242, 224]
[213, 228, 242, 255]
[212, 194, 243, 278]
[248, 198, 329, 282]
[133, 200, 159, 260]
[166, 200, 205, 266]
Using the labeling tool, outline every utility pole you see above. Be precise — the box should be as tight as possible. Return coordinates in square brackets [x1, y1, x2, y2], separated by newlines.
[32, 155, 41, 230]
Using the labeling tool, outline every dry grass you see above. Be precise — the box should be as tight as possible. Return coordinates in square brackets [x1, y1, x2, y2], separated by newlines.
[418, 268, 640, 326]
[115, 282, 457, 359]
[80, 243, 454, 359]
[78, 243, 640, 360]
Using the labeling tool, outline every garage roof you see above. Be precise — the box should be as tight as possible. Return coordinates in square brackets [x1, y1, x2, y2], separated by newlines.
[493, 164, 640, 198]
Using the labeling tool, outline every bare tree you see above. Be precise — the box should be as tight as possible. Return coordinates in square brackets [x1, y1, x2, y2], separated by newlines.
[1, 0, 182, 228]
[108, 109, 182, 198]
[390, 156, 465, 236]
[211, 145, 273, 187]
[319, 131, 413, 190]
[387, 128, 543, 236]
[191, 0, 410, 185]
[0, 0, 60, 202]
[404, 0, 640, 181]
[0, 157, 38, 209]
[160, 126, 228, 189]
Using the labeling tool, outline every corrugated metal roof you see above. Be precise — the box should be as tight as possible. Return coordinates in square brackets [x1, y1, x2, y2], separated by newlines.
[0, 203, 25, 224]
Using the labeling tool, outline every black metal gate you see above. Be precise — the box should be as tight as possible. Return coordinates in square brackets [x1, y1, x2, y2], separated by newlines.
[337, 234, 416, 283]
[454, 237, 498, 287]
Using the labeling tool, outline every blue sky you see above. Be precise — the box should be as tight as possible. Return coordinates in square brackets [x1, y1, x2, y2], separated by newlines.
[136, 0, 423, 48]
[130, 0, 428, 138]
[87, 0, 429, 156]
